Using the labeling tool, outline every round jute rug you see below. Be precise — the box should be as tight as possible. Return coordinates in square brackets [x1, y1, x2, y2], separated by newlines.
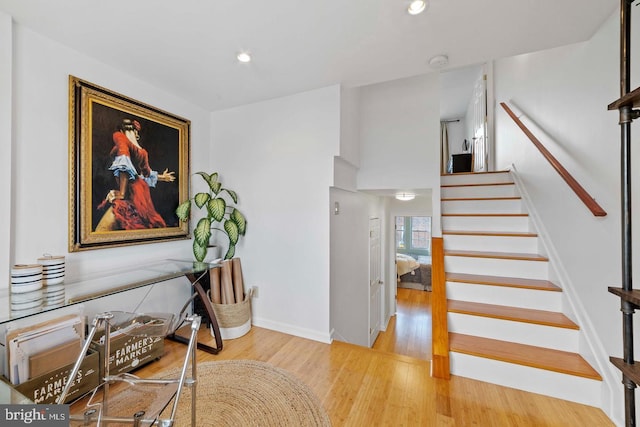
[162, 359, 332, 426]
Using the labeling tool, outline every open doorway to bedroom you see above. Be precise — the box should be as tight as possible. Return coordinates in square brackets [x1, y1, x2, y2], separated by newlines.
[372, 215, 432, 360]
[395, 216, 432, 291]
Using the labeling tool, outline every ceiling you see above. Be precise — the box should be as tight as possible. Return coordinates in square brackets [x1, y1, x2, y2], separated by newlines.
[0, 0, 617, 112]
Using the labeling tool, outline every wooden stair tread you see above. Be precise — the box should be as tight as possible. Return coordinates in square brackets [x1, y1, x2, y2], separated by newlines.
[443, 230, 537, 237]
[441, 170, 511, 177]
[449, 333, 601, 380]
[442, 196, 522, 201]
[448, 299, 578, 329]
[442, 213, 528, 217]
[446, 272, 560, 291]
[445, 250, 548, 261]
[441, 182, 515, 188]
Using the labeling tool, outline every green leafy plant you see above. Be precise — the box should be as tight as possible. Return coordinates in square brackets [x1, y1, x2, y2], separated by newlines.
[175, 172, 247, 261]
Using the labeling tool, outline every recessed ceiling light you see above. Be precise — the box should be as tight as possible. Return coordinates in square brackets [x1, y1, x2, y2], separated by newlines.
[408, 0, 428, 15]
[237, 52, 252, 63]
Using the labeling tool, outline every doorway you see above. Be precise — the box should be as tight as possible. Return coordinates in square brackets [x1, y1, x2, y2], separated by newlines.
[369, 217, 382, 347]
[373, 215, 432, 360]
[439, 63, 491, 173]
[395, 216, 432, 292]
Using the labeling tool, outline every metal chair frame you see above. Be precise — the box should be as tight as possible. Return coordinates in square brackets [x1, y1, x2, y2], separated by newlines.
[57, 311, 200, 426]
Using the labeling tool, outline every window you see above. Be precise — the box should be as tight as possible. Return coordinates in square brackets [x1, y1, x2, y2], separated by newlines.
[396, 216, 431, 255]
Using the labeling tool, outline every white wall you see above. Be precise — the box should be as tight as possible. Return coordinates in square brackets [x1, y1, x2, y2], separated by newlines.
[0, 12, 12, 293]
[210, 86, 341, 343]
[357, 74, 440, 190]
[329, 187, 370, 346]
[5, 22, 212, 316]
[340, 86, 361, 168]
[445, 120, 467, 156]
[494, 9, 638, 424]
[463, 72, 484, 145]
[333, 86, 361, 192]
[388, 195, 433, 224]
[333, 156, 358, 192]
[357, 73, 442, 236]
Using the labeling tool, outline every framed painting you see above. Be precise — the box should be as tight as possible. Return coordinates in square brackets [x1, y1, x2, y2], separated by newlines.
[69, 76, 190, 251]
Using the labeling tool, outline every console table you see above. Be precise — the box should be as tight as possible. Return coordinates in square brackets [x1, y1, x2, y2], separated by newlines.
[0, 259, 223, 404]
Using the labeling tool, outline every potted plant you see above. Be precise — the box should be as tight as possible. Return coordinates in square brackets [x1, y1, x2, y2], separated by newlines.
[175, 172, 247, 262]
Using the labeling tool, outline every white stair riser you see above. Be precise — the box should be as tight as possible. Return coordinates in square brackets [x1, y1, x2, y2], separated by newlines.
[442, 184, 517, 199]
[445, 256, 549, 280]
[442, 216, 530, 232]
[441, 173, 601, 409]
[450, 353, 601, 407]
[446, 282, 562, 311]
[443, 234, 538, 253]
[442, 198, 524, 214]
[441, 172, 513, 186]
[448, 313, 578, 352]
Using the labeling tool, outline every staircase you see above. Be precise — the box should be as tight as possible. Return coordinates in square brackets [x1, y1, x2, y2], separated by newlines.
[440, 170, 602, 407]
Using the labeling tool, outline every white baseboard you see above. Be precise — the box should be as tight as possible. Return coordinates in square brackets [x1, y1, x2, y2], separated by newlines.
[251, 316, 332, 344]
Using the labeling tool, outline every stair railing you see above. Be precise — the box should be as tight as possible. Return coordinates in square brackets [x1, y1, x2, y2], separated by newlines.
[500, 102, 607, 217]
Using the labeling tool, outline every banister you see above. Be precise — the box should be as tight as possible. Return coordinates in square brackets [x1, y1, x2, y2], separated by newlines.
[500, 102, 607, 217]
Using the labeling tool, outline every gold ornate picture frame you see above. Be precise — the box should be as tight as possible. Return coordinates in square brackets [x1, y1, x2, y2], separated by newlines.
[69, 76, 190, 251]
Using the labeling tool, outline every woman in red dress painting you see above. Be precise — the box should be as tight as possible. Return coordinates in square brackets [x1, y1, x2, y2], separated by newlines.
[96, 119, 175, 231]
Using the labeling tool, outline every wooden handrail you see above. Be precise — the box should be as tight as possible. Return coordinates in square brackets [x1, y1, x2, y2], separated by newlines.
[430, 237, 450, 379]
[500, 102, 607, 217]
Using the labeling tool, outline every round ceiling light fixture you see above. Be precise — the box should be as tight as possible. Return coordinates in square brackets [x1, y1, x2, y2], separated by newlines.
[408, 0, 428, 15]
[428, 54, 449, 69]
[237, 51, 252, 63]
[395, 192, 416, 201]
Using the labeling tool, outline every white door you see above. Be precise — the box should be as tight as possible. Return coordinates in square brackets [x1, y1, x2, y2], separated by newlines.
[471, 74, 488, 172]
[369, 217, 382, 346]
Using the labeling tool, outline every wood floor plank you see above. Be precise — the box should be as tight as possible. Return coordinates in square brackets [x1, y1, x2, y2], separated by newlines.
[349, 355, 396, 425]
[373, 288, 431, 360]
[447, 299, 579, 329]
[379, 360, 410, 425]
[445, 249, 548, 261]
[324, 344, 373, 424]
[446, 272, 561, 291]
[449, 333, 602, 380]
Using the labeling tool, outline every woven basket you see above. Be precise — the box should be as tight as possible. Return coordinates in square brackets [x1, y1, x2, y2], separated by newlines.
[210, 288, 252, 340]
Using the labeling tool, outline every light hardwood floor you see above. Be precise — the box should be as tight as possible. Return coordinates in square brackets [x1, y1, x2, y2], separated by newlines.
[373, 287, 432, 360]
[136, 288, 613, 426]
